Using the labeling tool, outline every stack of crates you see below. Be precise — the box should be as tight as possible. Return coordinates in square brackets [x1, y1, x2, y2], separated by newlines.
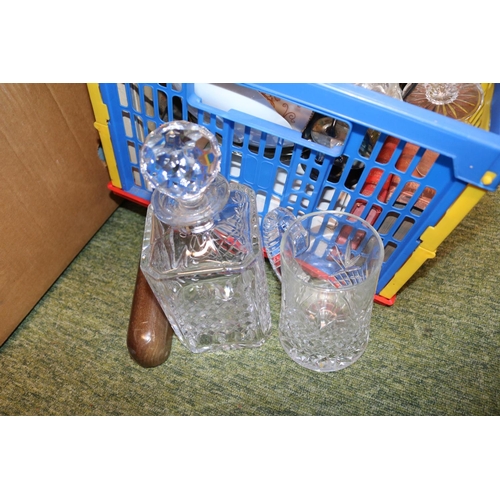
[88, 83, 500, 305]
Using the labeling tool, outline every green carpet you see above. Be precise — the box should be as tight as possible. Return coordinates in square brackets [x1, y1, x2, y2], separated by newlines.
[1, 190, 499, 416]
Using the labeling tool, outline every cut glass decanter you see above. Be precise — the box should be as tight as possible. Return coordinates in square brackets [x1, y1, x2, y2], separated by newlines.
[139, 121, 272, 354]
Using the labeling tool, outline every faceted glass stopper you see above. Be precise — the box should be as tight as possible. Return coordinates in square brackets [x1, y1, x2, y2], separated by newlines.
[140, 121, 221, 201]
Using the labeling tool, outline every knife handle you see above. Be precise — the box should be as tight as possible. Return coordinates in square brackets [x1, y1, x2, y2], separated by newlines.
[127, 265, 173, 368]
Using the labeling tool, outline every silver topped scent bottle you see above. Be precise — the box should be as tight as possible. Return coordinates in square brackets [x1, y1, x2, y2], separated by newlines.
[139, 121, 272, 353]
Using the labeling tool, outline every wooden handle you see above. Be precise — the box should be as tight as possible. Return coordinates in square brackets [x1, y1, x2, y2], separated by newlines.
[127, 264, 173, 368]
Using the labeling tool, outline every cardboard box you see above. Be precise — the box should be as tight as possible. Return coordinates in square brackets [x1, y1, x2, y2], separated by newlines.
[0, 84, 119, 345]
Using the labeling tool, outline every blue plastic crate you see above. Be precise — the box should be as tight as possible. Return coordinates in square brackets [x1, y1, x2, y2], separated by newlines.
[91, 83, 500, 303]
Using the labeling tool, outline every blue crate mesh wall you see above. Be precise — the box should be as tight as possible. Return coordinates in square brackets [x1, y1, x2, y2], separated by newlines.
[98, 83, 497, 295]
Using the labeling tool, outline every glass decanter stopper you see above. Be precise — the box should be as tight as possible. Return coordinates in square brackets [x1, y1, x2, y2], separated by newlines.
[139, 121, 272, 354]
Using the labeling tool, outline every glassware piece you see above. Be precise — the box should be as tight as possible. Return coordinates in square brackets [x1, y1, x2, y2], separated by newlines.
[262, 207, 304, 282]
[310, 117, 349, 148]
[140, 121, 272, 354]
[140, 120, 229, 227]
[263, 208, 384, 372]
[403, 83, 484, 124]
[354, 83, 403, 100]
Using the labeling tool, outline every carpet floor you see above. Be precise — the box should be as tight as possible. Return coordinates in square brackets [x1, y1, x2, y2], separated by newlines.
[1, 189, 499, 416]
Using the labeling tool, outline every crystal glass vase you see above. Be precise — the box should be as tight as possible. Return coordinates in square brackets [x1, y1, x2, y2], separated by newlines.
[139, 121, 272, 354]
